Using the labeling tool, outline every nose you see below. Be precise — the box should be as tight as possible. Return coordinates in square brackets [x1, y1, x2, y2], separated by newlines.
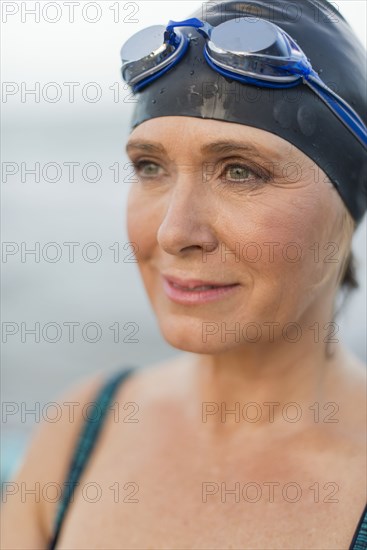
[156, 173, 218, 256]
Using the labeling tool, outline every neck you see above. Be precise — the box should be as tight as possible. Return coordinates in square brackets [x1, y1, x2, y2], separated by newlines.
[187, 302, 348, 434]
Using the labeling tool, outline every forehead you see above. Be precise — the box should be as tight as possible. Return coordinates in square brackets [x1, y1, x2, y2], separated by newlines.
[127, 116, 297, 162]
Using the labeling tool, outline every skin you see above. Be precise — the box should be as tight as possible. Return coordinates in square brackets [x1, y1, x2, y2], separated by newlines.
[126, 116, 359, 411]
[1, 116, 366, 549]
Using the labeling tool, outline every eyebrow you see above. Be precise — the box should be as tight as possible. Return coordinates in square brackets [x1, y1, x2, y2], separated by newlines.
[200, 141, 266, 158]
[125, 139, 273, 160]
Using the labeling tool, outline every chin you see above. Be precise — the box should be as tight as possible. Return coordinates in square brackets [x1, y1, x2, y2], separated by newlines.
[157, 315, 247, 354]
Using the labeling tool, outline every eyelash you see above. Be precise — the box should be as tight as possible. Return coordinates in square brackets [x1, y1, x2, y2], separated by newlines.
[131, 159, 268, 184]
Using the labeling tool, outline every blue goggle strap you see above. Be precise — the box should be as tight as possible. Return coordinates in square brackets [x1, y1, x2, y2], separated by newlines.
[303, 73, 367, 148]
[166, 17, 213, 39]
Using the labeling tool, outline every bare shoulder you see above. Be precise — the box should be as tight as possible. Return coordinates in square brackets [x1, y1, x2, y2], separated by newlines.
[329, 347, 367, 443]
[340, 347, 366, 402]
[120, 354, 194, 406]
[344, 346, 367, 371]
[0, 369, 109, 548]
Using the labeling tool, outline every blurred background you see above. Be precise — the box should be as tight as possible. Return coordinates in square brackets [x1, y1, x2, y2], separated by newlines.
[1, 1, 366, 485]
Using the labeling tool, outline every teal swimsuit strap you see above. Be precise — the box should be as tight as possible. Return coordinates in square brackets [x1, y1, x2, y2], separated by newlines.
[47, 365, 137, 550]
[349, 502, 367, 550]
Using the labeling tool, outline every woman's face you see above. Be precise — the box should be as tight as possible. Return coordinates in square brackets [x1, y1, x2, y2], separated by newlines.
[126, 116, 345, 353]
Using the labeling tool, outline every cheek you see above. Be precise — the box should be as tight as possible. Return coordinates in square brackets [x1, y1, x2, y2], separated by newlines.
[235, 176, 338, 265]
[126, 185, 160, 262]
[126, 186, 165, 309]
[218, 183, 339, 319]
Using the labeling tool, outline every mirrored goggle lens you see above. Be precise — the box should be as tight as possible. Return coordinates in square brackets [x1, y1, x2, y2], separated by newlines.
[211, 18, 289, 56]
[206, 18, 304, 82]
[121, 25, 182, 85]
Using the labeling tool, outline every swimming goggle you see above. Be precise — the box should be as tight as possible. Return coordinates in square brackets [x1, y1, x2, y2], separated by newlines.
[120, 17, 367, 149]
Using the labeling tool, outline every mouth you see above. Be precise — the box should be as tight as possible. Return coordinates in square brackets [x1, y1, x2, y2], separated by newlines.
[161, 274, 241, 305]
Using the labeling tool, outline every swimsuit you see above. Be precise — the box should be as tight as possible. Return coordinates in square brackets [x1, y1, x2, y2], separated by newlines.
[47, 365, 367, 549]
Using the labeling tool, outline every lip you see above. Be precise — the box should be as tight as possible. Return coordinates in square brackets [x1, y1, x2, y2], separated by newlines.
[161, 274, 241, 305]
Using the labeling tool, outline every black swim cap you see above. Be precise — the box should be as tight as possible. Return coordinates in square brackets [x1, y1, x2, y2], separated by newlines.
[127, 0, 367, 224]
